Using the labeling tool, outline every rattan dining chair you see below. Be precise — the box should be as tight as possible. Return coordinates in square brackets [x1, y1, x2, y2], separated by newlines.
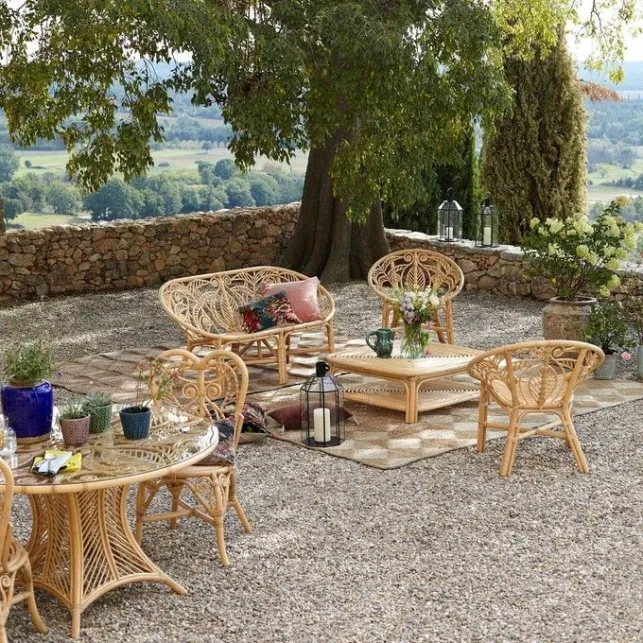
[368, 249, 464, 343]
[467, 340, 604, 477]
[134, 349, 251, 566]
[0, 458, 47, 643]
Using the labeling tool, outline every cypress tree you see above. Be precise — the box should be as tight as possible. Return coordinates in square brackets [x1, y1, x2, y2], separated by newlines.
[385, 124, 480, 239]
[481, 32, 587, 245]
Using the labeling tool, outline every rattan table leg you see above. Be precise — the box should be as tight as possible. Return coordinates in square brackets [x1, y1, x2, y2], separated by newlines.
[28, 486, 187, 638]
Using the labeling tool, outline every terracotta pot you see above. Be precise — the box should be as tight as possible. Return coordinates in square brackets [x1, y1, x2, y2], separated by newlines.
[542, 297, 596, 341]
[59, 416, 90, 447]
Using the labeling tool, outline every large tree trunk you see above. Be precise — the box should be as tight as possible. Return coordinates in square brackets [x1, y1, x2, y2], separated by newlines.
[279, 136, 390, 283]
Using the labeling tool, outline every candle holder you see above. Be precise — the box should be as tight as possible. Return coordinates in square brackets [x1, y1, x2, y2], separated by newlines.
[437, 188, 463, 242]
[475, 198, 499, 248]
[301, 361, 344, 447]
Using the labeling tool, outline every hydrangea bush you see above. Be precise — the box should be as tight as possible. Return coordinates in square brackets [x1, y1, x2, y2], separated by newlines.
[522, 202, 642, 300]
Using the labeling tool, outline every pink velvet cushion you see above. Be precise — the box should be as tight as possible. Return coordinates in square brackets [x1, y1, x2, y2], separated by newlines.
[263, 277, 322, 322]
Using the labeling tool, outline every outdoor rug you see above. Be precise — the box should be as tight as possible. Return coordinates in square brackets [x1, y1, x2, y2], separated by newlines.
[54, 337, 643, 470]
[53, 331, 356, 402]
[251, 376, 643, 469]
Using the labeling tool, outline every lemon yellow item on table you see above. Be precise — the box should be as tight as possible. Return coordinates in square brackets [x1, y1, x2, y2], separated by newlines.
[31, 450, 82, 476]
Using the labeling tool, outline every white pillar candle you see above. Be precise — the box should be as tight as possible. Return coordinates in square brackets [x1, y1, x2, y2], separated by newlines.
[445, 226, 454, 240]
[483, 226, 492, 246]
[313, 407, 331, 444]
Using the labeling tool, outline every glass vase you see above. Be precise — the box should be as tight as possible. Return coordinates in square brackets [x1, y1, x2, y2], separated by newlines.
[400, 322, 429, 359]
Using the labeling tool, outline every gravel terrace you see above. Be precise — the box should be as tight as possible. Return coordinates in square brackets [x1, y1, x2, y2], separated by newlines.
[1, 285, 642, 643]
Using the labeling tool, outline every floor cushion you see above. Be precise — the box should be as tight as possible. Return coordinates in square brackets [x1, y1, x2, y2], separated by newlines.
[268, 404, 354, 431]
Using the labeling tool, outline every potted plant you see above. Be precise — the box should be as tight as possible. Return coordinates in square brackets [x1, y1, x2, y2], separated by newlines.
[59, 399, 90, 446]
[522, 202, 641, 340]
[83, 392, 113, 433]
[119, 359, 173, 440]
[1, 341, 54, 442]
[584, 300, 630, 380]
[624, 297, 643, 379]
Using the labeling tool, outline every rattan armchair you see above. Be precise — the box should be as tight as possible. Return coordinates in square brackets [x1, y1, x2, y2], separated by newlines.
[0, 459, 47, 643]
[135, 349, 251, 567]
[467, 341, 604, 477]
[368, 249, 464, 344]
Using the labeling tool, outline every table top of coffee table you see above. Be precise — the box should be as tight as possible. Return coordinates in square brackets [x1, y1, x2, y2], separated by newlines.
[328, 342, 482, 379]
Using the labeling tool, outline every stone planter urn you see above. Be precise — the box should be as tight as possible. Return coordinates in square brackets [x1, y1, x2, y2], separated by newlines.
[542, 297, 596, 341]
[594, 353, 618, 380]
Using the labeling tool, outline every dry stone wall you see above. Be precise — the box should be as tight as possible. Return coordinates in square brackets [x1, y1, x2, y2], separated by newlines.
[386, 228, 643, 301]
[1, 203, 642, 302]
[0, 204, 299, 301]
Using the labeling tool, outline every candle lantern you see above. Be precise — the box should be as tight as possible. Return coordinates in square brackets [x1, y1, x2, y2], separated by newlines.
[475, 198, 499, 248]
[301, 361, 344, 447]
[437, 188, 463, 242]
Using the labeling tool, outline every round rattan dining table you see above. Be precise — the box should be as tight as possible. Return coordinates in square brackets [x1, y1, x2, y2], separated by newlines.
[2, 405, 219, 639]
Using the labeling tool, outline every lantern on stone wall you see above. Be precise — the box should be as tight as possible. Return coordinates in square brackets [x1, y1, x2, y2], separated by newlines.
[437, 188, 463, 242]
[475, 198, 499, 248]
[301, 361, 344, 447]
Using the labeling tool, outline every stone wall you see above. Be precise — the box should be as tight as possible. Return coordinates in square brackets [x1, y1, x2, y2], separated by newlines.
[0, 204, 299, 300]
[2, 203, 642, 302]
[386, 228, 643, 301]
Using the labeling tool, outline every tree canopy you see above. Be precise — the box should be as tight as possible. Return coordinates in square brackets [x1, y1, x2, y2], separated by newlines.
[1, 1, 634, 217]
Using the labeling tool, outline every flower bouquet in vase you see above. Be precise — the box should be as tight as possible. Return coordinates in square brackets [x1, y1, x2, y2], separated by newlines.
[392, 288, 443, 359]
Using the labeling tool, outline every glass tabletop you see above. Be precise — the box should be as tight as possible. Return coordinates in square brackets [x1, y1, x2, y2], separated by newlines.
[3, 405, 219, 494]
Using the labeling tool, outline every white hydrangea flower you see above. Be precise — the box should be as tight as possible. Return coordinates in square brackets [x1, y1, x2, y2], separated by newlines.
[599, 286, 611, 298]
[548, 219, 564, 234]
[576, 244, 590, 259]
[530, 217, 540, 229]
[606, 258, 620, 271]
[608, 275, 621, 289]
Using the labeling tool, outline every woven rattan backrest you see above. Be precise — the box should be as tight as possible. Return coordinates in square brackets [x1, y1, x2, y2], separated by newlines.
[368, 249, 464, 303]
[152, 349, 249, 446]
[0, 457, 14, 566]
[159, 267, 334, 335]
[467, 340, 604, 409]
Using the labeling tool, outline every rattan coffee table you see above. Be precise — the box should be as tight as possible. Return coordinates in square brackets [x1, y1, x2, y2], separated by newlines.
[328, 342, 482, 423]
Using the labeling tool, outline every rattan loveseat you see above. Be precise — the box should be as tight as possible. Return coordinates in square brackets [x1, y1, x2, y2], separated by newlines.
[159, 267, 335, 384]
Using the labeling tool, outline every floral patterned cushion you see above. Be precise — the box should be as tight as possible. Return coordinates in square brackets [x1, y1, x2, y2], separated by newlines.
[197, 418, 235, 467]
[238, 291, 301, 333]
[231, 401, 267, 434]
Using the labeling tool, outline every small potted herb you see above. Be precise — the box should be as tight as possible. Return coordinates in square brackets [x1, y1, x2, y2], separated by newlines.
[584, 300, 631, 380]
[59, 399, 90, 447]
[1, 341, 54, 442]
[83, 392, 113, 433]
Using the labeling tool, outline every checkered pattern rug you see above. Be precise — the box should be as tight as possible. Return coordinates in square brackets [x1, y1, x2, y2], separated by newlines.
[54, 334, 643, 470]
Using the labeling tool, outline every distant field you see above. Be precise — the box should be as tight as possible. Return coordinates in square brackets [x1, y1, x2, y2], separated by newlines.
[15, 147, 309, 177]
[10, 212, 91, 230]
[587, 183, 643, 203]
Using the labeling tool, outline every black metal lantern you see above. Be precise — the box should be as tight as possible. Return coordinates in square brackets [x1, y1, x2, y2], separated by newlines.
[437, 188, 463, 242]
[475, 198, 499, 248]
[301, 361, 344, 447]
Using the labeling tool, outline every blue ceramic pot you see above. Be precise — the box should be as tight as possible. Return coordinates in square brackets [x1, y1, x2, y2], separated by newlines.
[1, 380, 53, 442]
[119, 406, 152, 440]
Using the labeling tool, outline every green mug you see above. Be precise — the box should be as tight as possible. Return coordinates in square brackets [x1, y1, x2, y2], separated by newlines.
[365, 328, 393, 358]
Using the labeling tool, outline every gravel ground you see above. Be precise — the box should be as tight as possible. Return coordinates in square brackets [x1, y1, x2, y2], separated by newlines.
[2, 285, 643, 642]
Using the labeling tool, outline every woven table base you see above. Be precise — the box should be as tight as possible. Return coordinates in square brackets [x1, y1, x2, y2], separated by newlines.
[28, 487, 186, 638]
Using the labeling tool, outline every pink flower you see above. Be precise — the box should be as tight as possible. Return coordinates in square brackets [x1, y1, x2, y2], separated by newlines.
[622, 351, 632, 361]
